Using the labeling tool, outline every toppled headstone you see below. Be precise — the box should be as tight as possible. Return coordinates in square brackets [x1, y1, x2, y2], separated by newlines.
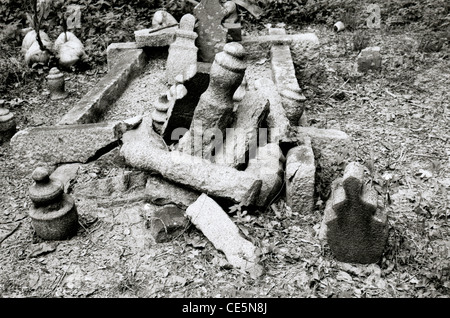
[145, 174, 200, 209]
[193, 0, 228, 62]
[178, 42, 246, 159]
[166, 14, 198, 85]
[246, 143, 285, 208]
[147, 204, 189, 243]
[269, 28, 306, 126]
[134, 24, 178, 48]
[186, 194, 261, 273]
[28, 167, 79, 240]
[120, 117, 262, 204]
[214, 88, 270, 168]
[11, 117, 142, 172]
[152, 10, 178, 29]
[0, 108, 16, 144]
[254, 78, 290, 143]
[357, 46, 382, 73]
[285, 138, 316, 214]
[319, 162, 389, 264]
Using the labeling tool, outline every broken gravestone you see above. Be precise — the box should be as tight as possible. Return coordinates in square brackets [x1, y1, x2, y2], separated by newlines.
[152, 10, 178, 29]
[193, 0, 228, 62]
[319, 162, 389, 264]
[357, 46, 382, 73]
[166, 14, 198, 85]
[135, 11, 178, 48]
[186, 193, 262, 274]
[178, 42, 246, 160]
[285, 137, 316, 214]
[28, 167, 79, 240]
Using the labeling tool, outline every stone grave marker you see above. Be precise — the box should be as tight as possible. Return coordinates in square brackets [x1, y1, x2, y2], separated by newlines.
[193, 0, 228, 62]
[367, 4, 381, 29]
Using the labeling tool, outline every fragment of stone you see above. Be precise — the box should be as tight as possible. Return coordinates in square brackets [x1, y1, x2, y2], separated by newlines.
[193, 0, 228, 62]
[214, 88, 270, 168]
[134, 26, 178, 48]
[50, 163, 81, 193]
[285, 138, 316, 214]
[254, 78, 290, 143]
[356, 46, 382, 73]
[166, 14, 198, 85]
[152, 10, 178, 28]
[76, 171, 148, 198]
[186, 194, 261, 272]
[283, 126, 353, 199]
[366, 4, 381, 29]
[319, 162, 389, 264]
[245, 143, 285, 208]
[147, 204, 189, 243]
[10, 117, 143, 173]
[178, 42, 246, 159]
[0, 108, 16, 144]
[120, 118, 262, 205]
[106, 42, 138, 71]
[46, 67, 68, 100]
[28, 167, 78, 240]
[154, 68, 209, 144]
[145, 174, 200, 209]
[53, 31, 87, 68]
[270, 27, 306, 126]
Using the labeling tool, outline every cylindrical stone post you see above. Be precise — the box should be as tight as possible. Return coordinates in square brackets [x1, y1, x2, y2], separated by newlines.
[47, 67, 68, 100]
[0, 108, 16, 144]
[28, 167, 78, 240]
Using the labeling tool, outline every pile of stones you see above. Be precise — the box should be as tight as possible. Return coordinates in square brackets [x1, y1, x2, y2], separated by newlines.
[8, 0, 389, 271]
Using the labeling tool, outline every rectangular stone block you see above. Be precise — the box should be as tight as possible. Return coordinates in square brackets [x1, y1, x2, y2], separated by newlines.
[285, 138, 316, 214]
[106, 42, 138, 71]
[134, 27, 177, 48]
[59, 49, 146, 125]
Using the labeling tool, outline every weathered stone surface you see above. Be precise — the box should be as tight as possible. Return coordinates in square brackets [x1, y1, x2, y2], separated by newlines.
[147, 204, 189, 243]
[193, 0, 228, 62]
[134, 26, 178, 48]
[145, 174, 200, 209]
[50, 163, 81, 193]
[59, 49, 146, 125]
[186, 194, 261, 272]
[11, 118, 141, 173]
[254, 78, 290, 143]
[285, 138, 316, 214]
[152, 10, 178, 29]
[270, 28, 306, 126]
[28, 167, 78, 240]
[240, 33, 319, 60]
[214, 88, 270, 168]
[46, 67, 68, 100]
[157, 69, 210, 144]
[357, 46, 382, 73]
[120, 117, 262, 204]
[223, 1, 241, 41]
[319, 162, 389, 264]
[106, 42, 138, 71]
[0, 108, 16, 144]
[178, 42, 246, 159]
[246, 143, 285, 208]
[166, 14, 198, 85]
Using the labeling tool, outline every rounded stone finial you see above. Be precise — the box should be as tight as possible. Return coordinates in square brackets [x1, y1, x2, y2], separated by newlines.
[47, 67, 64, 80]
[46, 67, 68, 100]
[180, 14, 195, 31]
[29, 167, 63, 206]
[215, 42, 246, 73]
[0, 107, 16, 144]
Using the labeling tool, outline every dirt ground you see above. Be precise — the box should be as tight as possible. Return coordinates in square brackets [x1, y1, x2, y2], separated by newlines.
[0, 23, 449, 298]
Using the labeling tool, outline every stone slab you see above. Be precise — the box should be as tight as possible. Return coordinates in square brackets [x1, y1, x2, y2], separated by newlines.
[186, 193, 261, 272]
[59, 49, 147, 125]
[106, 42, 139, 71]
[148, 204, 189, 243]
[285, 138, 316, 214]
[134, 27, 178, 48]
